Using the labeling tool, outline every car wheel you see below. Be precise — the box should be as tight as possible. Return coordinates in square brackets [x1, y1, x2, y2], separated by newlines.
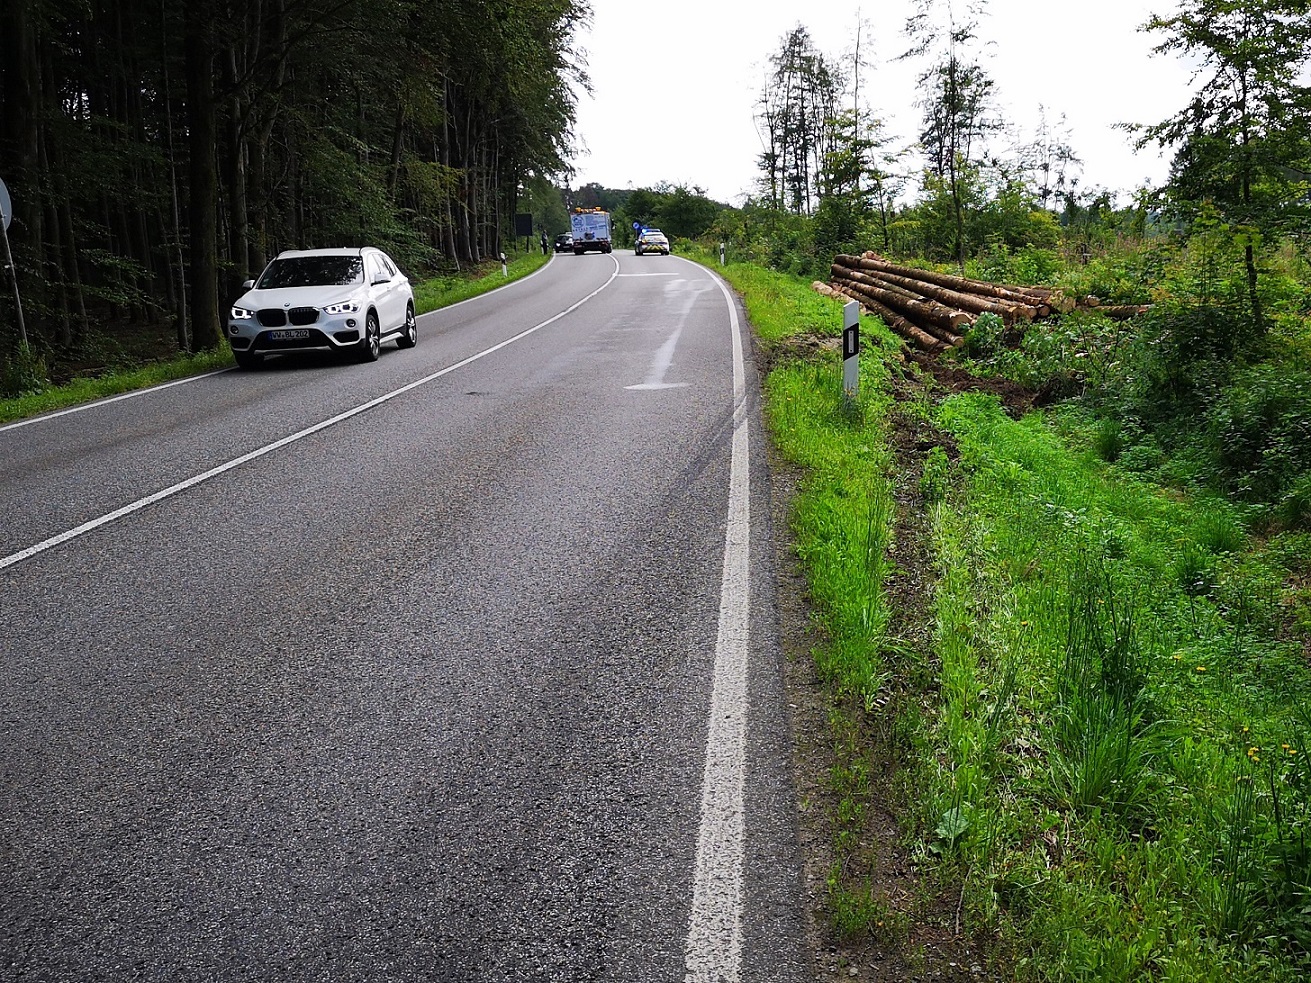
[396, 303, 417, 349]
[233, 349, 262, 370]
[357, 312, 381, 362]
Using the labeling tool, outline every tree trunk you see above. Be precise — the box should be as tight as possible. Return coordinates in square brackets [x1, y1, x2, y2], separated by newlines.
[185, 7, 222, 351]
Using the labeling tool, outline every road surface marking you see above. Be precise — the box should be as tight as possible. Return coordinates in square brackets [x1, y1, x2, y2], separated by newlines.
[0, 371, 231, 433]
[684, 267, 750, 982]
[0, 260, 621, 572]
[625, 323, 690, 391]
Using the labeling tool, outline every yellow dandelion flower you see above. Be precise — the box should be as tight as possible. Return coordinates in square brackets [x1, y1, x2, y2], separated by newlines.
[1196, 666, 1207, 673]
[1173, 654, 1183, 661]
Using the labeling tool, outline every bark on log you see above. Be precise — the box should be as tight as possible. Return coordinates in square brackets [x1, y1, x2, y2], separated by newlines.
[831, 267, 973, 334]
[848, 264, 1037, 322]
[827, 283, 950, 353]
[837, 254, 1046, 313]
[831, 273, 968, 346]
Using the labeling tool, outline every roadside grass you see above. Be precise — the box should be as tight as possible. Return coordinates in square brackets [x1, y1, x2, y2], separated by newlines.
[706, 257, 918, 936]
[0, 349, 235, 425]
[925, 393, 1311, 981]
[708, 256, 1311, 978]
[0, 250, 549, 424]
[410, 249, 548, 315]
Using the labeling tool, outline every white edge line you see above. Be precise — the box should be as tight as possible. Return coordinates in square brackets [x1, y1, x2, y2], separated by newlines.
[0, 370, 232, 434]
[414, 251, 557, 323]
[1, 255, 559, 435]
[684, 265, 751, 982]
[0, 256, 621, 572]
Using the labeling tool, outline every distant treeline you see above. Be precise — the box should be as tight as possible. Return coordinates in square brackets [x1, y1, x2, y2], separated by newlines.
[0, 0, 587, 354]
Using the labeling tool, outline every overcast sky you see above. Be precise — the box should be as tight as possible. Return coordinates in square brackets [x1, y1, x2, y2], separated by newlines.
[567, 1, 1198, 205]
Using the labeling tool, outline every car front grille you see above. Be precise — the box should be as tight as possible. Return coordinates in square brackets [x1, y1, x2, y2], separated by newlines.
[257, 308, 321, 327]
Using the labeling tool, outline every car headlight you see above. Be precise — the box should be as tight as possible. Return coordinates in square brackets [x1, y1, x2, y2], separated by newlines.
[231, 306, 254, 319]
[323, 300, 360, 315]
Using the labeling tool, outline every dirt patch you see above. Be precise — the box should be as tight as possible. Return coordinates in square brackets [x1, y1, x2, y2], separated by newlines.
[775, 348, 1009, 980]
[760, 333, 842, 379]
[906, 349, 1042, 419]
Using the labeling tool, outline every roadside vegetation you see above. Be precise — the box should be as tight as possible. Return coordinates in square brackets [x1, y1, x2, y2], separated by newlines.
[695, 8, 1311, 975]
[714, 246, 1311, 979]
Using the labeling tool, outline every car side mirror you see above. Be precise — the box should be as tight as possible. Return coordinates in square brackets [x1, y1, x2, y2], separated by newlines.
[242, 279, 255, 289]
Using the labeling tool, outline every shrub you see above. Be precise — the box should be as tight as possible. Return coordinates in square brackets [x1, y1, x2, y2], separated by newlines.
[0, 343, 49, 398]
[1206, 364, 1311, 502]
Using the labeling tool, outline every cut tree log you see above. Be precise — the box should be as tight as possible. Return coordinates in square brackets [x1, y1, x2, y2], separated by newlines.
[827, 282, 951, 353]
[845, 263, 1038, 322]
[831, 266, 974, 336]
[842, 254, 1047, 313]
[1094, 304, 1152, 320]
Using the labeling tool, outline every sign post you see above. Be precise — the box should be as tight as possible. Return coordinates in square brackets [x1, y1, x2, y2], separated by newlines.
[842, 300, 859, 402]
[719, 242, 726, 267]
[0, 178, 29, 348]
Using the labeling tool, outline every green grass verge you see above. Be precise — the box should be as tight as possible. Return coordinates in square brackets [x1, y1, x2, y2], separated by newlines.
[0, 349, 236, 425]
[0, 250, 550, 424]
[703, 255, 1311, 978]
[411, 249, 548, 315]
[923, 394, 1311, 981]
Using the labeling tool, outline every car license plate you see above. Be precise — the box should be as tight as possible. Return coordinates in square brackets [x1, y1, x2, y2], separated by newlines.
[269, 329, 310, 341]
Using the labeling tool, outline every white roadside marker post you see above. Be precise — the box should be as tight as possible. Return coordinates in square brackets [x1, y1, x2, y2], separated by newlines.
[500, 252, 508, 277]
[719, 241, 726, 267]
[842, 300, 859, 403]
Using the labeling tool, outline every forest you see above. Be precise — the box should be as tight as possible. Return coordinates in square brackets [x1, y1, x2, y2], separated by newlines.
[0, 0, 586, 383]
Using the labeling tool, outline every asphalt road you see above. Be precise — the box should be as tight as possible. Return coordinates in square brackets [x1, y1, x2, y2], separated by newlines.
[0, 253, 813, 981]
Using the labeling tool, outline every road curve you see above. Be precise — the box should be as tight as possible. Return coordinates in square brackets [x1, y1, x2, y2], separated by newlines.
[0, 253, 812, 981]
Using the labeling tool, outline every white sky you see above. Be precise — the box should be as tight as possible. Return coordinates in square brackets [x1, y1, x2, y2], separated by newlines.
[567, 1, 1198, 205]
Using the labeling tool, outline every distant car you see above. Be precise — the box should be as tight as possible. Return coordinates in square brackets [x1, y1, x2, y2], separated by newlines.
[227, 247, 416, 369]
[553, 233, 574, 253]
[635, 229, 670, 256]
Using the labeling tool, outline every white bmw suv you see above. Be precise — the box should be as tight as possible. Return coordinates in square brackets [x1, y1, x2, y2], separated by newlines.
[227, 247, 417, 369]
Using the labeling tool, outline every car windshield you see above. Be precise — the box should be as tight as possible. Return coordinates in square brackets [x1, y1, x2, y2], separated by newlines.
[257, 256, 363, 289]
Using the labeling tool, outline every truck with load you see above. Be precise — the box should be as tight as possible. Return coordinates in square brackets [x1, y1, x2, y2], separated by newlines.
[569, 208, 612, 254]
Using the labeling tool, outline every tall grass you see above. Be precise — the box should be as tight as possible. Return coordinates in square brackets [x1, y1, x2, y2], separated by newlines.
[929, 393, 1311, 981]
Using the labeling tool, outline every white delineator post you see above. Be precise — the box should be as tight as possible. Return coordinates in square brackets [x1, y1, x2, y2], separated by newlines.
[719, 242, 726, 267]
[842, 300, 859, 400]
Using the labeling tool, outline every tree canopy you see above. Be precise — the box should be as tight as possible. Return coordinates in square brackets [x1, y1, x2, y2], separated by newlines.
[0, 0, 589, 366]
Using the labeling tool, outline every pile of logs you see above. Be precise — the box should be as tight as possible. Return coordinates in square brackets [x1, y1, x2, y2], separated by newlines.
[814, 252, 1151, 353]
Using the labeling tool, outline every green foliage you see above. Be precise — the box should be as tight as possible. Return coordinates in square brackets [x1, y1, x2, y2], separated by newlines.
[1204, 363, 1311, 503]
[926, 392, 1311, 978]
[963, 311, 1006, 357]
[920, 445, 952, 503]
[0, 343, 50, 399]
